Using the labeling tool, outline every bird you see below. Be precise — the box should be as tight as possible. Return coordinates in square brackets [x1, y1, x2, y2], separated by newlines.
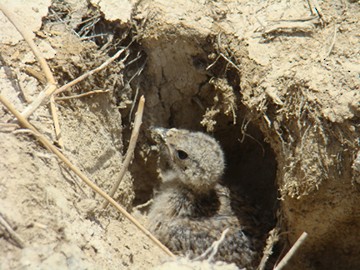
[147, 127, 262, 269]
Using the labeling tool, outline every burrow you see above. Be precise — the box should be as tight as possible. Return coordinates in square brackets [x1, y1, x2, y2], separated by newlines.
[55, 2, 280, 233]
[119, 32, 280, 245]
[50, 5, 282, 263]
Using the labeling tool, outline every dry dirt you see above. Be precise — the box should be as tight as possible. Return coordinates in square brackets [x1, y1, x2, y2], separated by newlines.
[0, 0, 359, 270]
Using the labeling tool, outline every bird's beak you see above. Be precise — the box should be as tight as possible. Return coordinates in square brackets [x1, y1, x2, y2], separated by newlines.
[150, 127, 169, 141]
[150, 127, 176, 162]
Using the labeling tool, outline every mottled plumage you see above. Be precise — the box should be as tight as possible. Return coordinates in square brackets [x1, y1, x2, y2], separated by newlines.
[148, 128, 261, 268]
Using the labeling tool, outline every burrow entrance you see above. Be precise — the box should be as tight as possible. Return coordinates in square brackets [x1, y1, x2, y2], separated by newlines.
[122, 36, 279, 237]
[76, 12, 284, 259]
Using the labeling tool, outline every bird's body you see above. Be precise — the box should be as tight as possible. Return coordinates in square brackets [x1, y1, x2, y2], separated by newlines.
[148, 128, 261, 268]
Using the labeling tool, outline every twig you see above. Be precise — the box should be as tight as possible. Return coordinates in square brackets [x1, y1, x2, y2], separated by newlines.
[127, 60, 147, 122]
[219, 53, 242, 73]
[0, 4, 55, 85]
[0, 3, 126, 120]
[50, 95, 63, 148]
[55, 90, 110, 101]
[206, 54, 221, 71]
[272, 16, 318, 23]
[0, 4, 60, 121]
[54, 49, 126, 96]
[0, 214, 25, 248]
[308, 0, 326, 23]
[48, 8, 80, 38]
[20, 84, 57, 119]
[21, 49, 126, 119]
[263, 21, 315, 36]
[239, 117, 265, 157]
[102, 96, 145, 209]
[133, 199, 153, 211]
[0, 94, 175, 258]
[257, 228, 280, 270]
[12, 128, 38, 136]
[80, 33, 108, 41]
[128, 85, 139, 122]
[194, 228, 229, 261]
[0, 123, 20, 129]
[77, 16, 101, 38]
[323, 24, 337, 60]
[306, 0, 314, 15]
[207, 228, 229, 261]
[274, 232, 308, 270]
[59, 166, 88, 197]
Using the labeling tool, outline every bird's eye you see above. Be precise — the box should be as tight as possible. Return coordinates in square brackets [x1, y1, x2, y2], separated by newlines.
[176, 150, 188, 160]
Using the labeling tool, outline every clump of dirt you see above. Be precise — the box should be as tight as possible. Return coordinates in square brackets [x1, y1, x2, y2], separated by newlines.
[0, 0, 359, 270]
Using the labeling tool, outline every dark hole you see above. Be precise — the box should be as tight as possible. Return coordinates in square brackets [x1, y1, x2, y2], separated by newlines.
[214, 121, 278, 233]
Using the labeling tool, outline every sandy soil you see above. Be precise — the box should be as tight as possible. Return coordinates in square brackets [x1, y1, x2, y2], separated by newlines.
[0, 0, 359, 269]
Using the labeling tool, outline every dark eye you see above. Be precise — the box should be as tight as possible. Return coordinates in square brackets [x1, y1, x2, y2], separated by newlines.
[176, 150, 188, 160]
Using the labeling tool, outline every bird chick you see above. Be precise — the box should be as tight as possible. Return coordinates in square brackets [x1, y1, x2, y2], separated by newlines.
[148, 128, 260, 269]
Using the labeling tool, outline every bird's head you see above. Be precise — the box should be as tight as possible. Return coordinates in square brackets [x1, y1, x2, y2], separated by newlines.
[151, 127, 225, 192]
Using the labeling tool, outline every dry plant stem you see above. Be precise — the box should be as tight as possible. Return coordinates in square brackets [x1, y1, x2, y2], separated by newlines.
[219, 53, 242, 73]
[21, 84, 57, 119]
[0, 94, 175, 258]
[257, 228, 280, 270]
[23, 48, 125, 118]
[102, 96, 145, 209]
[274, 232, 308, 270]
[0, 123, 20, 129]
[323, 25, 337, 60]
[207, 228, 229, 261]
[263, 21, 315, 36]
[133, 199, 153, 211]
[50, 95, 63, 148]
[194, 228, 229, 261]
[55, 90, 110, 101]
[0, 4, 59, 119]
[54, 48, 125, 95]
[0, 4, 55, 85]
[0, 214, 25, 248]
[308, 0, 326, 22]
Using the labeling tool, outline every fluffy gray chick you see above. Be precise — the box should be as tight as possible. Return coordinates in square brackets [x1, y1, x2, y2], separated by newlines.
[148, 128, 260, 269]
